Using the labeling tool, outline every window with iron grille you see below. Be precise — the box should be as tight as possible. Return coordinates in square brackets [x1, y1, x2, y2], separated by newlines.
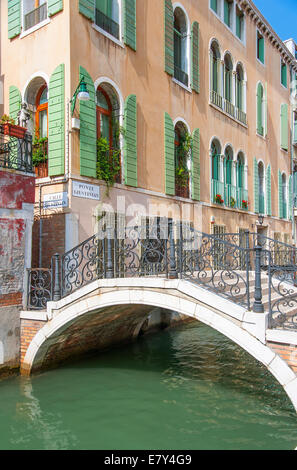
[95, 0, 120, 40]
[23, 1, 48, 32]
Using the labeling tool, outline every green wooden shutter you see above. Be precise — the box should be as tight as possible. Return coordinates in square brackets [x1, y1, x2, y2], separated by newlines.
[79, 0, 95, 21]
[257, 83, 263, 136]
[289, 175, 293, 221]
[191, 128, 200, 201]
[258, 36, 264, 63]
[124, 94, 137, 187]
[266, 164, 272, 216]
[48, 0, 64, 17]
[254, 158, 259, 213]
[280, 103, 288, 150]
[164, 112, 175, 195]
[8, 0, 21, 39]
[48, 64, 65, 176]
[124, 0, 136, 51]
[264, 82, 268, 137]
[191, 21, 199, 93]
[9, 86, 21, 122]
[278, 170, 283, 218]
[79, 66, 96, 178]
[164, 0, 174, 76]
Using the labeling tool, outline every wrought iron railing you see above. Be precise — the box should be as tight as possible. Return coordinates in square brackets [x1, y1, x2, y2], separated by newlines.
[95, 8, 120, 39]
[24, 3, 47, 31]
[0, 126, 33, 173]
[174, 66, 189, 87]
[224, 99, 235, 118]
[210, 90, 223, 109]
[26, 227, 297, 331]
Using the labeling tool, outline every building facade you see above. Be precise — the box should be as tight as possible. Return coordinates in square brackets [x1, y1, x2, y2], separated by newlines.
[2, 0, 297, 269]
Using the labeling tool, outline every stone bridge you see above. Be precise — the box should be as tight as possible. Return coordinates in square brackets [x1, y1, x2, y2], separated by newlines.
[21, 226, 297, 412]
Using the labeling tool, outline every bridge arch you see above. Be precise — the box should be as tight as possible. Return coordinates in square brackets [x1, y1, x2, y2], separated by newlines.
[22, 279, 297, 412]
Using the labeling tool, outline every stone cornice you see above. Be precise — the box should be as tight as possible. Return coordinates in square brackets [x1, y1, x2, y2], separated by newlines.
[237, 0, 297, 71]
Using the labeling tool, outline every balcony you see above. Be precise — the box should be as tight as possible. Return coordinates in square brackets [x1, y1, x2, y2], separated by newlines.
[0, 124, 33, 173]
[210, 89, 247, 126]
[24, 3, 47, 31]
[224, 183, 237, 208]
[95, 8, 120, 39]
[237, 187, 249, 210]
[211, 179, 225, 205]
[174, 66, 189, 87]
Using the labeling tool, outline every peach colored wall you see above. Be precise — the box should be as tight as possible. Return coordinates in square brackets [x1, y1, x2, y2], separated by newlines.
[1, 0, 295, 246]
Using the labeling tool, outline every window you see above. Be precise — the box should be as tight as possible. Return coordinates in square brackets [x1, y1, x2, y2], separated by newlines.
[95, 0, 120, 40]
[256, 82, 264, 136]
[258, 161, 265, 215]
[236, 6, 244, 40]
[173, 7, 189, 87]
[281, 61, 287, 88]
[210, 0, 218, 14]
[35, 85, 48, 139]
[210, 41, 222, 108]
[224, 0, 233, 28]
[96, 84, 121, 184]
[23, 0, 47, 32]
[257, 31, 265, 64]
[236, 152, 248, 210]
[224, 54, 234, 116]
[174, 122, 190, 198]
[224, 146, 235, 207]
[211, 139, 224, 204]
[235, 64, 243, 111]
[280, 173, 287, 219]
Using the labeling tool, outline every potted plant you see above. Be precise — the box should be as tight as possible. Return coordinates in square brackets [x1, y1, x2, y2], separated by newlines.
[32, 135, 48, 177]
[230, 196, 236, 208]
[0, 114, 27, 139]
[242, 200, 248, 210]
[215, 194, 224, 204]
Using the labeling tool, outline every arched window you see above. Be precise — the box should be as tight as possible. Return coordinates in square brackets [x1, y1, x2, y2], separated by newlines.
[174, 121, 190, 198]
[35, 84, 48, 139]
[224, 145, 235, 207]
[258, 161, 265, 214]
[224, 54, 233, 104]
[211, 138, 224, 204]
[237, 152, 248, 210]
[257, 82, 264, 136]
[173, 7, 189, 87]
[235, 64, 244, 111]
[95, 0, 120, 39]
[96, 83, 121, 184]
[24, 76, 49, 177]
[210, 40, 222, 108]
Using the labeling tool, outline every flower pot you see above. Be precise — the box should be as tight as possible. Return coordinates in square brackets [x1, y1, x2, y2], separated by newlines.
[2, 123, 27, 139]
[35, 162, 48, 178]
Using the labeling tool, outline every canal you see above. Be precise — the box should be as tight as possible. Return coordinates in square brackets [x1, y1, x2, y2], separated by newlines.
[0, 321, 296, 450]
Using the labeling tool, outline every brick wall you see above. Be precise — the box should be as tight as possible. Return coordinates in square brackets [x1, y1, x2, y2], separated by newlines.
[20, 318, 46, 371]
[268, 341, 297, 374]
[32, 213, 66, 268]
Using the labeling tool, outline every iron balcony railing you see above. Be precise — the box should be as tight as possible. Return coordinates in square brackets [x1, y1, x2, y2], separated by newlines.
[95, 8, 120, 39]
[24, 3, 47, 31]
[174, 65, 189, 87]
[210, 89, 247, 125]
[0, 125, 33, 173]
[211, 179, 225, 205]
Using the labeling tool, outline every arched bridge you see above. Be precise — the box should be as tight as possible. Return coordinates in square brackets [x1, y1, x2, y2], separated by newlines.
[22, 224, 297, 412]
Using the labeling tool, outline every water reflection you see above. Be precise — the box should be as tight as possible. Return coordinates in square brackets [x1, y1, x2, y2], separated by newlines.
[0, 321, 295, 450]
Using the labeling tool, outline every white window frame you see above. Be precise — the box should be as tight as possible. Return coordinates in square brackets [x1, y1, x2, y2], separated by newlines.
[20, 0, 50, 39]
[92, 0, 124, 48]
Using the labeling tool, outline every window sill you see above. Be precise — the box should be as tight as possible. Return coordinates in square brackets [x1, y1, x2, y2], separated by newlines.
[92, 23, 124, 48]
[20, 18, 51, 38]
[256, 58, 265, 67]
[256, 132, 266, 141]
[172, 78, 192, 93]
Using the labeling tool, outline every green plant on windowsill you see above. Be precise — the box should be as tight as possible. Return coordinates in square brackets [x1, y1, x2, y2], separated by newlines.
[96, 136, 121, 195]
[230, 196, 236, 208]
[175, 131, 191, 188]
[32, 136, 48, 167]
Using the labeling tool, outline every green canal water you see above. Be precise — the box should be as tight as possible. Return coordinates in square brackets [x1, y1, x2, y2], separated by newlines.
[0, 321, 296, 450]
